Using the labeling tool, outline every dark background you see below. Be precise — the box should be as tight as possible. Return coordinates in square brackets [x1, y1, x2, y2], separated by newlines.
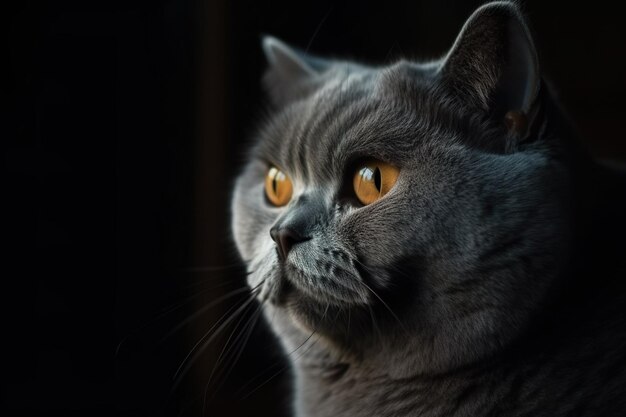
[4, 0, 625, 416]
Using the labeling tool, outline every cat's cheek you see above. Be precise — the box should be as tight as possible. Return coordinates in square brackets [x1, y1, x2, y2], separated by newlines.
[231, 186, 272, 260]
[337, 199, 414, 267]
[247, 239, 279, 300]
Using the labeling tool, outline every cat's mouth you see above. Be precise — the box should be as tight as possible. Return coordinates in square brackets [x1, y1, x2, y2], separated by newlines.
[261, 259, 370, 332]
[275, 261, 370, 306]
[266, 267, 335, 308]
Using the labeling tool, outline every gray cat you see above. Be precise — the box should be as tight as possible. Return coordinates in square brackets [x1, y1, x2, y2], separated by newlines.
[231, 2, 626, 416]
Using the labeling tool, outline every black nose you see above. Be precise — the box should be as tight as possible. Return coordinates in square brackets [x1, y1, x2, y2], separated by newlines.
[270, 226, 308, 260]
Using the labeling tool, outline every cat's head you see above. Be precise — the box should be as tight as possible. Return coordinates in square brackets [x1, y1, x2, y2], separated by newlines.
[231, 1, 572, 374]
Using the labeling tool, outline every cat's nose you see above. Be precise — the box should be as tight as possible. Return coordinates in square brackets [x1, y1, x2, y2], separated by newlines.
[270, 226, 309, 260]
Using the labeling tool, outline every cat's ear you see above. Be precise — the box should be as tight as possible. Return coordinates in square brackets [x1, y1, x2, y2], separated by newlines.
[439, 1, 540, 132]
[262, 36, 331, 107]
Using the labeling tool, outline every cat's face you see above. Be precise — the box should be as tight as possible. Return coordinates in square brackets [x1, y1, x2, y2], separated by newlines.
[232, 2, 572, 373]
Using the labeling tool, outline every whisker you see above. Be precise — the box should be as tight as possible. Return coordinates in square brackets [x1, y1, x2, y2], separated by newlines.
[321, 257, 409, 337]
[351, 258, 411, 336]
[357, 279, 410, 336]
[176, 276, 241, 291]
[239, 330, 321, 401]
[180, 263, 242, 273]
[157, 285, 257, 344]
[203, 302, 265, 413]
[115, 282, 250, 358]
[170, 293, 260, 417]
[170, 280, 264, 381]
[347, 308, 351, 336]
[172, 298, 262, 417]
[304, 6, 333, 53]
[171, 293, 259, 391]
[383, 40, 400, 63]
[361, 258, 415, 282]
[238, 302, 329, 400]
[204, 299, 259, 389]
[367, 303, 382, 344]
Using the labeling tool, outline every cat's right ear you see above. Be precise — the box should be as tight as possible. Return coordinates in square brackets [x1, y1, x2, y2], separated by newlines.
[262, 36, 330, 107]
[438, 2, 540, 138]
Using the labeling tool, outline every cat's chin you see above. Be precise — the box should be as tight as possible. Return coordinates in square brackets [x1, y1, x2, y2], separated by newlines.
[268, 276, 323, 315]
[268, 281, 368, 350]
[267, 276, 341, 329]
[287, 298, 350, 344]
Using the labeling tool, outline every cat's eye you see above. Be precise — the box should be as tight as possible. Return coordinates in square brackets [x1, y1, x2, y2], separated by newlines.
[353, 160, 399, 205]
[265, 166, 293, 207]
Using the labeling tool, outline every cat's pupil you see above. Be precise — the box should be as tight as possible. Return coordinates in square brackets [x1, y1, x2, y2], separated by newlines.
[374, 167, 381, 192]
[272, 177, 277, 194]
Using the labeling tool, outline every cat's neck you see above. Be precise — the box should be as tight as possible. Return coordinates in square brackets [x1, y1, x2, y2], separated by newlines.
[287, 305, 626, 417]
[265, 306, 499, 416]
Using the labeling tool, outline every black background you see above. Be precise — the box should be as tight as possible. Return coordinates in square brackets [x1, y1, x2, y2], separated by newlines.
[4, 0, 626, 416]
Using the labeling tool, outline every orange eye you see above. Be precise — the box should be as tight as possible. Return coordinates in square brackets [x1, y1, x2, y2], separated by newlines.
[353, 160, 399, 205]
[265, 166, 293, 206]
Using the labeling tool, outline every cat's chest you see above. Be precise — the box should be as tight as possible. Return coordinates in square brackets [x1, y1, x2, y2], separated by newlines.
[293, 358, 626, 417]
[295, 368, 485, 417]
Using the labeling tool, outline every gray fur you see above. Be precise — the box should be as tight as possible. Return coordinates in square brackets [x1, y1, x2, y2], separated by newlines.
[231, 2, 626, 416]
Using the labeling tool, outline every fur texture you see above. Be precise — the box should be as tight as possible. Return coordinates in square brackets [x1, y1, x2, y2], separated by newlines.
[231, 2, 626, 416]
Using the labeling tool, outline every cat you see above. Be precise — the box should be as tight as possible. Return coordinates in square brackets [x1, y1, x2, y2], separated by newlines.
[230, 1, 626, 416]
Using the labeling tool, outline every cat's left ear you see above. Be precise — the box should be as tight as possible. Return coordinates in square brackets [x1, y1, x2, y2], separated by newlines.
[439, 2, 540, 133]
[262, 36, 332, 107]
